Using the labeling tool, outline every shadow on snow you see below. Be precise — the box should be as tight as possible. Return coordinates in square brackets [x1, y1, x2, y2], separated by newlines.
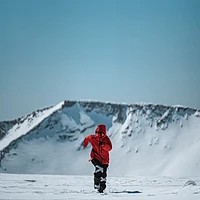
[111, 190, 142, 194]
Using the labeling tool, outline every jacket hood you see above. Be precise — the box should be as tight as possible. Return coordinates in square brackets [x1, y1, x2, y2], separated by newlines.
[95, 124, 106, 135]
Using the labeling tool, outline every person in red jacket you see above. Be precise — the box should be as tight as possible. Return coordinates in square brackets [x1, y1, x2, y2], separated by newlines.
[83, 124, 112, 193]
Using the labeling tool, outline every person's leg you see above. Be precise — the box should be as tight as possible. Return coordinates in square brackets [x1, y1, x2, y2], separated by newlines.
[91, 158, 103, 189]
[99, 164, 108, 192]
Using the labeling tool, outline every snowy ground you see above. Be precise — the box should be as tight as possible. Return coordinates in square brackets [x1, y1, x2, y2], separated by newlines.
[0, 173, 200, 200]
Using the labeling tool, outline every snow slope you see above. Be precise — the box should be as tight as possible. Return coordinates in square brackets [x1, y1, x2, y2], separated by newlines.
[0, 102, 64, 151]
[0, 100, 200, 177]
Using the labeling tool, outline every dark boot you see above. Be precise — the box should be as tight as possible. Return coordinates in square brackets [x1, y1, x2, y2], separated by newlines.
[94, 177, 100, 189]
[98, 177, 106, 193]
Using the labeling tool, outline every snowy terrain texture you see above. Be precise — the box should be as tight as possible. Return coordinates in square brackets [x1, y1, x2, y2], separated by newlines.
[0, 100, 200, 177]
[0, 173, 200, 200]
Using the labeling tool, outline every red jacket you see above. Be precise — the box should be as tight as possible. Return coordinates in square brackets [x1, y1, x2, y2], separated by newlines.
[83, 125, 112, 164]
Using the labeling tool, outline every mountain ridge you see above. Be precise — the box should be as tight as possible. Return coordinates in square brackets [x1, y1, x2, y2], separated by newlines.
[0, 100, 200, 176]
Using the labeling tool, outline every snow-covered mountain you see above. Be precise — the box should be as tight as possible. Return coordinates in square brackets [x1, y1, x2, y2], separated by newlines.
[0, 100, 200, 177]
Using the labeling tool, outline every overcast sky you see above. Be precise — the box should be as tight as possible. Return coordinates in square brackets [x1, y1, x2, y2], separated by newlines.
[0, 0, 200, 121]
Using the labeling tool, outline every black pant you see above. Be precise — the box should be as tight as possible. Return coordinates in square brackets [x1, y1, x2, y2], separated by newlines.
[91, 158, 108, 191]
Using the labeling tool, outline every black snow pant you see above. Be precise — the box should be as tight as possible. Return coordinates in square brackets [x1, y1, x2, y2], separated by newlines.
[91, 158, 108, 192]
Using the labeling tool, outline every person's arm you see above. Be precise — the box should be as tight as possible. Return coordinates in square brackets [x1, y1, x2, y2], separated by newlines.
[83, 135, 91, 148]
[101, 137, 112, 151]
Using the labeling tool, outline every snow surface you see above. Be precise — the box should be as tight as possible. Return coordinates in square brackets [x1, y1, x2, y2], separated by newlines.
[0, 173, 200, 200]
